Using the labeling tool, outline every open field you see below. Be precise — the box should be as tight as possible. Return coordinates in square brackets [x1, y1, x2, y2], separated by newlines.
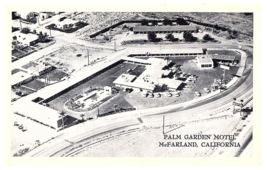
[37, 44, 115, 73]
[141, 12, 253, 36]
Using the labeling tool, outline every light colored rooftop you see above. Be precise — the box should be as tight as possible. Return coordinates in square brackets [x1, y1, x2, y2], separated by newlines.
[13, 101, 61, 128]
[158, 78, 183, 89]
[12, 71, 33, 86]
[12, 32, 39, 44]
[113, 74, 136, 85]
[197, 56, 213, 64]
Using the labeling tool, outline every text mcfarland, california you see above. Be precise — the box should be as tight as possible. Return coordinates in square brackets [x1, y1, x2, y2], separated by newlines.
[159, 134, 241, 148]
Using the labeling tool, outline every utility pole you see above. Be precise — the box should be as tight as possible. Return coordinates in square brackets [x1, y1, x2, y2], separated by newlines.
[163, 115, 165, 134]
[49, 28, 52, 37]
[38, 16, 40, 26]
[87, 49, 90, 65]
[114, 41, 116, 52]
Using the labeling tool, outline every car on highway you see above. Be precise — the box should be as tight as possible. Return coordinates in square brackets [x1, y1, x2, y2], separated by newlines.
[195, 91, 201, 97]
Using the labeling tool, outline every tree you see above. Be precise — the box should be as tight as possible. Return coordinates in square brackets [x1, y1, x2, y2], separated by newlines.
[113, 104, 118, 113]
[147, 32, 157, 42]
[203, 34, 214, 41]
[183, 31, 197, 42]
[38, 31, 46, 42]
[21, 27, 30, 34]
[165, 33, 175, 41]
[59, 111, 66, 130]
[80, 114, 85, 120]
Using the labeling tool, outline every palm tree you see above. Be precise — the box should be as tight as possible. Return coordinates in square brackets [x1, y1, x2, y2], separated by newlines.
[80, 114, 85, 121]
[59, 111, 65, 130]
[113, 104, 118, 113]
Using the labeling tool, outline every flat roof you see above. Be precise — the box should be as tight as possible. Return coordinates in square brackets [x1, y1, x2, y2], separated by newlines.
[158, 78, 183, 89]
[133, 26, 197, 32]
[210, 55, 236, 61]
[12, 72, 33, 86]
[113, 74, 136, 85]
[12, 32, 39, 43]
[128, 48, 203, 55]
[13, 101, 60, 128]
[197, 56, 213, 64]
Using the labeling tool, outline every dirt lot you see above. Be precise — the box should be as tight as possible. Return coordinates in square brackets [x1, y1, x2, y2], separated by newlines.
[37, 44, 115, 73]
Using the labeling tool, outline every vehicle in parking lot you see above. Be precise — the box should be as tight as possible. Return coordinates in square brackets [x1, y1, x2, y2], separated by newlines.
[18, 124, 24, 129]
[14, 121, 19, 126]
[195, 91, 201, 97]
[143, 93, 147, 97]
[157, 93, 161, 98]
[22, 127, 28, 132]
[149, 93, 154, 98]
[168, 93, 172, 97]
[203, 88, 210, 93]
[175, 93, 180, 97]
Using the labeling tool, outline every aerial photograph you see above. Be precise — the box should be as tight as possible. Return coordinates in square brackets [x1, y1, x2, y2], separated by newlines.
[10, 11, 253, 157]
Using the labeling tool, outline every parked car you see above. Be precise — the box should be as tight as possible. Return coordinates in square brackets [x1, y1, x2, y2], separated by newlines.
[157, 93, 161, 98]
[22, 127, 27, 132]
[203, 88, 210, 93]
[175, 93, 180, 97]
[14, 121, 19, 126]
[195, 91, 201, 97]
[168, 93, 172, 97]
[18, 124, 23, 129]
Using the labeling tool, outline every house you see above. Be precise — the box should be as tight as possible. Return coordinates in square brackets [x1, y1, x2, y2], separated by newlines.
[39, 12, 56, 21]
[54, 16, 80, 30]
[12, 31, 39, 46]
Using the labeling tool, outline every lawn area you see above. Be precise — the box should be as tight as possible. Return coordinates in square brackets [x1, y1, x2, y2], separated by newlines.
[129, 65, 146, 77]
[23, 80, 47, 91]
[98, 92, 133, 115]
[39, 69, 68, 82]
[11, 69, 21, 75]
[12, 49, 25, 58]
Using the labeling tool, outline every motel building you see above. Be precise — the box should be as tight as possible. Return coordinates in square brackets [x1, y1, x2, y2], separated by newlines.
[133, 25, 198, 34]
[113, 58, 184, 93]
[196, 56, 214, 69]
